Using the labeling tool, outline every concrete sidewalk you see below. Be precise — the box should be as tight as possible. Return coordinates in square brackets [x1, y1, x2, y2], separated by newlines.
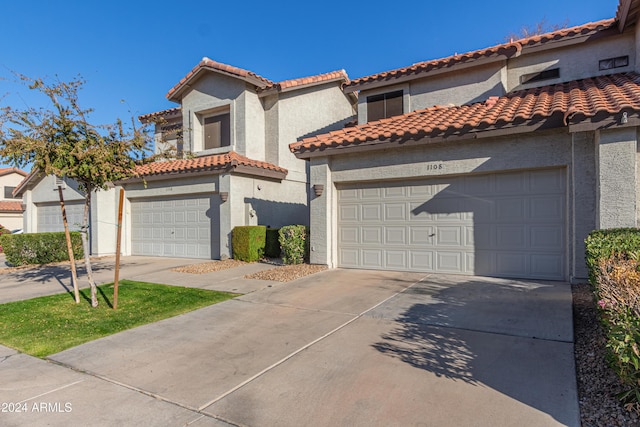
[0, 256, 276, 304]
[0, 267, 579, 426]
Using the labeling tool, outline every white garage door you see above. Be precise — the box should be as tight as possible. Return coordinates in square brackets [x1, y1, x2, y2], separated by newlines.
[37, 202, 85, 232]
[338, 168, 565, 280]
[131, 195, 214, 259]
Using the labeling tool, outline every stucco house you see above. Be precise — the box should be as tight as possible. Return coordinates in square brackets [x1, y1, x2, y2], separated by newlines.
[15, 0, 640, 283]
[15, 60, 355, 258]
[0, 167, 26, 230]
[290, 1, 640, 283]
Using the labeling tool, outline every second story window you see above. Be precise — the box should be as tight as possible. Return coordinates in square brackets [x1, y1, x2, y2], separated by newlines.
[367, 90, 403, 122]
[203, 113, 230, 150]
[3, 186, 17, 199]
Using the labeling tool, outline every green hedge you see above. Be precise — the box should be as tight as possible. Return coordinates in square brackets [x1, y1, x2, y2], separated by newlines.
[0, 227, 11, 253]
[585, 228, 640, 285]
[279, 225, 309, 265]
[232, 226, 266, 262]
[265, 228, 281, 258]
[0, 232, 84, 266]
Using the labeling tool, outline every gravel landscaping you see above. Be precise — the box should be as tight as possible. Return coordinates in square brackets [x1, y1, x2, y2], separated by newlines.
[244, 264, 327, 282]
[573, 283, 640, 427]
[171, 258, 327, 282]
[171, 259, 247, 274]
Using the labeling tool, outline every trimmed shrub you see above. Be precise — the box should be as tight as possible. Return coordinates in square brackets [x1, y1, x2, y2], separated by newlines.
[585, 228, 640, 285]
[265, 228, 281, 258]
[232, 226, 266, 262]
[279, 225, 309, 265]
[0, 226, 11, 253]
[0, 232, 83, 266]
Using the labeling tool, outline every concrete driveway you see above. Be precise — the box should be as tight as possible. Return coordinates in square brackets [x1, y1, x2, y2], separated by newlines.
[1, 268, 578, 426]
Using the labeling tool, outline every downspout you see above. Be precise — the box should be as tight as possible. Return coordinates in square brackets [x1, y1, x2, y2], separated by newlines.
[570, 132, 576, 283]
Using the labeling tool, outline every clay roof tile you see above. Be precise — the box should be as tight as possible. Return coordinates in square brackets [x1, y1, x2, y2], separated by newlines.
[291, 72, 640, 155]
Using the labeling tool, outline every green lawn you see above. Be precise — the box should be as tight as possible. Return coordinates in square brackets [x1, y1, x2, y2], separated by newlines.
[0, 280, 238, 357]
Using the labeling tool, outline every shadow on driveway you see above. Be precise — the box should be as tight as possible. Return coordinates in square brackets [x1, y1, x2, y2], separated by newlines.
[371, 276, 578, 426]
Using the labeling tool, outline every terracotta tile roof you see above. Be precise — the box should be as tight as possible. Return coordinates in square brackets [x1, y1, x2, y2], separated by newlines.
[344, 19, 617, 91]
[0, 201, 24, 213]
[138, 107, 181, 123]
[291, 72, 640, 155]
[0, 167, 27, 177]
[167, 57, 274, 101]
[263, 70, 350, 92]
[134, 151, 287, 177]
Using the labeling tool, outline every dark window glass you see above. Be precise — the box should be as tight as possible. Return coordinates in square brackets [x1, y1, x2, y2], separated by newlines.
[520, 68, 560, 84]
[4, 186, 16, 199]
[599, 55, 629, 71]
[367, 90, 403, 121]
[203, 113, 230, 149]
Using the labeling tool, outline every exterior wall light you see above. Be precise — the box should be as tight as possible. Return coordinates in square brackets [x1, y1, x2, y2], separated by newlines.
[219, 192, 229, 202]
[621, 111, 629, 124]
[313, 184, 324, 197]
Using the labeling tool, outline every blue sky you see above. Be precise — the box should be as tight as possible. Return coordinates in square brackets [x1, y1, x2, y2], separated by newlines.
[1, 0, 618, 170]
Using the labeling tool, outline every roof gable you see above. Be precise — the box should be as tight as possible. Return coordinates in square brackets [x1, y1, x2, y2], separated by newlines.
[167, 58, 274, 102]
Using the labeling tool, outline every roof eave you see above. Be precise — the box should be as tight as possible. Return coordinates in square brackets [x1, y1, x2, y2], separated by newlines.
[344, 54, 511, 94]
[13, 170, 43, 197]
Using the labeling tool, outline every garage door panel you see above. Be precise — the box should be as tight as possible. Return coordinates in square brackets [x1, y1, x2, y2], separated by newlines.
[337, 168, 565, 280]
[385, 251, 407, 269]
[437, 252, 463, 272]
[531, 254, 563, 278]
[362, 205, 381, 221]
[385, 203, 406, 221]
[339, 205, 359, 221]
[410, 251, 433, 270]
[339, 248, 359, 267]
[362, 250, 382, 268]
[340, 227, 359, 244]
[436, 226, 463, 246]
[530, 196, 563, 220]
[530, 226, 563, 248]
[410, 227, 433, 245]
[496, 199, 526, 221]
[409, 202, 433, 221]
[362, 227, 382, 244]
[496, 252, 527, 276]
[496, 225, 526, 249]
[384, 187, 406, 198]
[131, 195, 215, 259]
[385, 227, 406, 245]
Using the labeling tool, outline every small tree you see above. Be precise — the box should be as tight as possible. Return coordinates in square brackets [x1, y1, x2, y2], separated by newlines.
[0, 74, 152, 307]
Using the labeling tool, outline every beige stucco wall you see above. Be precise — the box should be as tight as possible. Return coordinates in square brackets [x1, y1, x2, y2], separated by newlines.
[506, 32, 635, 92]
[275, 83, 355, 181]
[308, 128, 611, 281]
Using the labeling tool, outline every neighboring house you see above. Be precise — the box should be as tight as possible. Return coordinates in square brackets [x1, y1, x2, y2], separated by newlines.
[15, 60, 355, 259]
[0, 168, 26, 230]
[290, 2, 640, 283]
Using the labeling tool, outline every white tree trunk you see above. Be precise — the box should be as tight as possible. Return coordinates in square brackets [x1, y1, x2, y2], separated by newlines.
[81, 189, 97, 307]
